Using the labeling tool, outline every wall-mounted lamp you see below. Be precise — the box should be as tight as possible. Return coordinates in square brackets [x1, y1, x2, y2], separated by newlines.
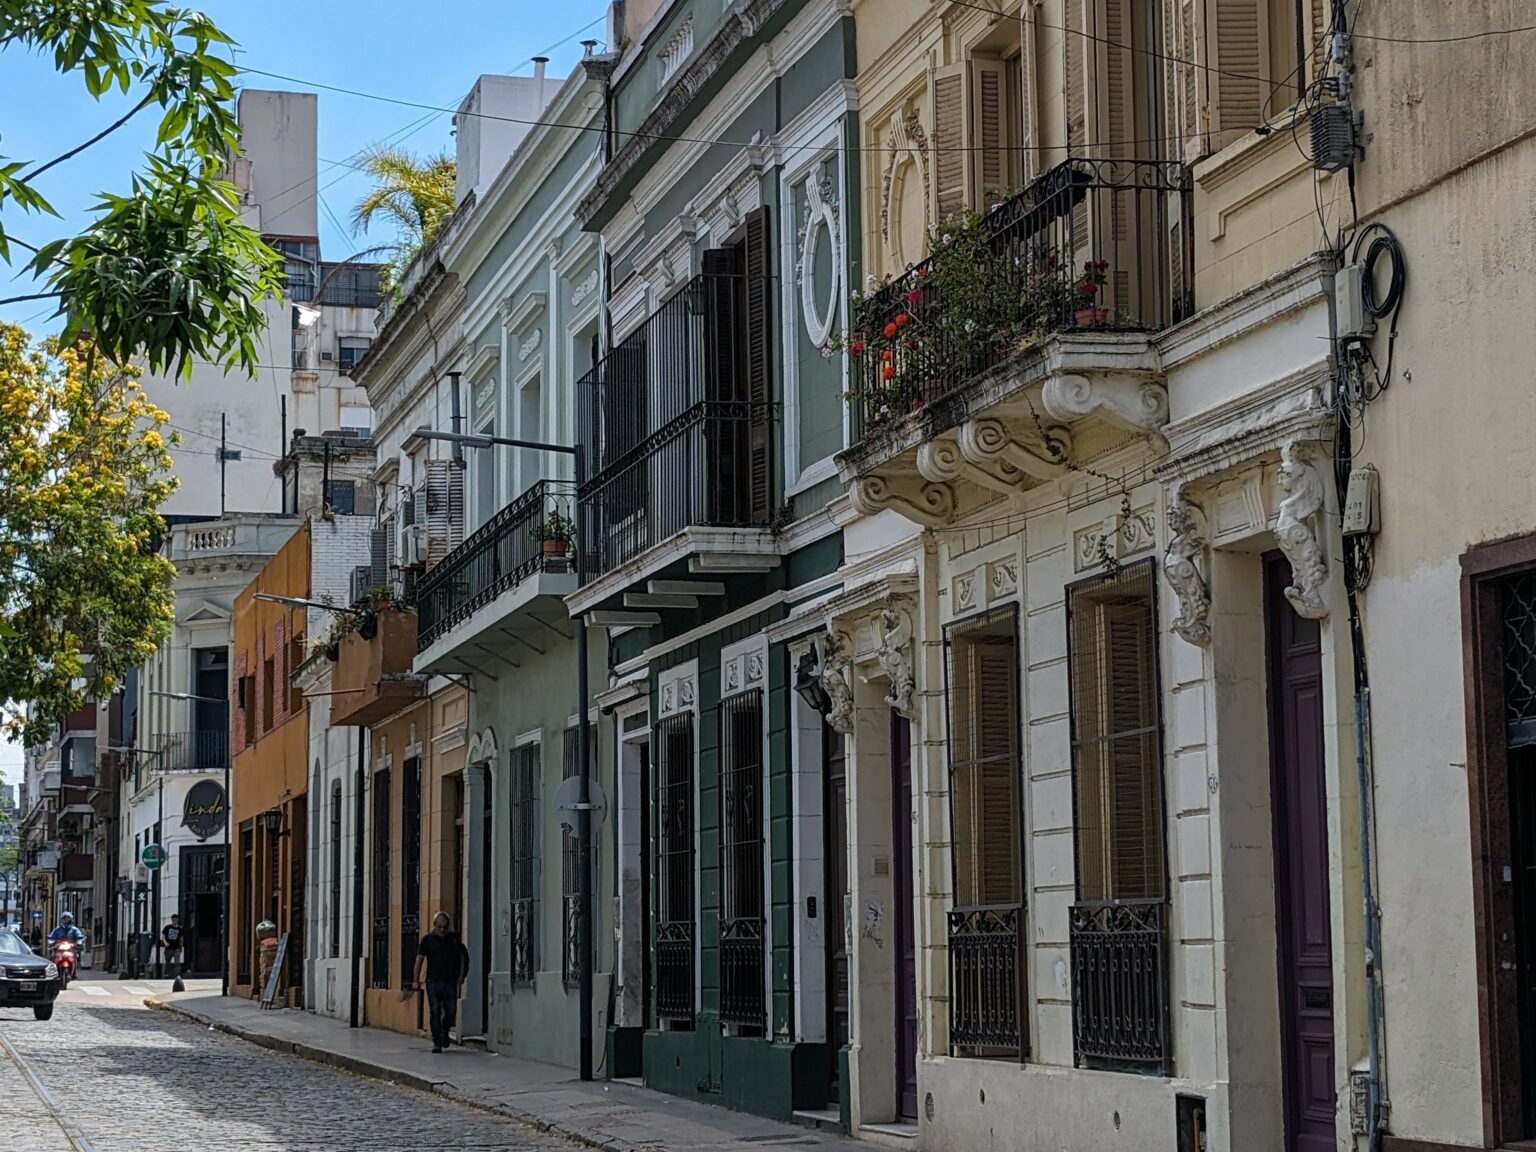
[793, 646, 832, 716]
[260, 808, 284, 836]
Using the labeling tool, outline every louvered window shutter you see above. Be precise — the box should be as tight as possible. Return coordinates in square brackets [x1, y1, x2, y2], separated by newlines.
[1211, 0, 1265, 143]
[1101, 0, 1133, 159]
[742, 208, 773, 526]
[1063, 0, 1087, 153]
[1303, 0, 1330, 84]
[971, 57, 1007, 209]
[368, 526, 389, 590]
[931, 64, 967, 221]
[423, 460, 466, 569]
[1019, 10, 1039, 183]
[701, 246, 741, 525]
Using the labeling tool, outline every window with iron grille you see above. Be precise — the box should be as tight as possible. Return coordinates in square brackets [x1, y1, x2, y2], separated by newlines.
[655, 713, 696, 1024]
[718, 691, 765, 1031]
[370, 768, 391, 988]
[944, 605, 1026, 1058]
[400, 757, 422, 989]
[329, 784, 342, 956]
[510, 743, 538, 984]
[1066, 559, 1169, 1070]
[561, 726, 593, 988]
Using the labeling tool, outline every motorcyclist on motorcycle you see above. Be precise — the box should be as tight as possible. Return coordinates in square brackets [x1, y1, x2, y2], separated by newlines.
[47, 912, 84, 947]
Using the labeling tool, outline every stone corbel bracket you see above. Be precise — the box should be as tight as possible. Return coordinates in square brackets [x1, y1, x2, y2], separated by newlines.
[821, 628, 856, 734]
[1274, 438, 1330, 620]
[958, 416, 1072, 483]
[850, 473, 955, 527]
[876, 594, 918, 719]
[1041, 372, 1170, 454]
[1162, 486, 1211, 647]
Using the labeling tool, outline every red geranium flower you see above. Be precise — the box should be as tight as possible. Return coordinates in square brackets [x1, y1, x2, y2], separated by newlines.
[1081, 281, 1099, 296]
[883, 322, 898, 338]
[882, 365, 895, 380]
[894, 313, 910, 327]
[906, 289, 922, 305]
[850, 341, 865, 357]
[881, 349, 893, 361]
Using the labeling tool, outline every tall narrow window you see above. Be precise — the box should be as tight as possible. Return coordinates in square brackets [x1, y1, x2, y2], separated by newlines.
[400, 757, 422, 989]
[1067, 559, 1169, 1070]
[509, 744, 539, 983]
[944, 606, 1025, 1058]
[718, 692, 765, 1031]
[262, 657, 275, 733]
[239, 823, 254, 984]
[329, 784, 342, 957]
[655, 714, 696, 1024]
[561, 725, 592, 987]
[370, 768, 392, 988]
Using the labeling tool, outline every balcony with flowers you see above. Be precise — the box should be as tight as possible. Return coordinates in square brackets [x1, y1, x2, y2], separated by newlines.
[835, 158, 1192, 525]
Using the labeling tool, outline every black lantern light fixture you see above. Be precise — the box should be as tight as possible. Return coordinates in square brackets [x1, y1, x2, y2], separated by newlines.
[794, 644, 832, 716]
[260, 808, 284, 836]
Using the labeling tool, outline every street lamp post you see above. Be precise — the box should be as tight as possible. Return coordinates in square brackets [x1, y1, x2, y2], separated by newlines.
[149, 690, 231, 996]
[411, 425, 596, 1082]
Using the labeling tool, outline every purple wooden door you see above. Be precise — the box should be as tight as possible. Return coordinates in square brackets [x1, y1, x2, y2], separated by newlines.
[892, 713, 919, 1121]
[1265, 554, 1336, 1152]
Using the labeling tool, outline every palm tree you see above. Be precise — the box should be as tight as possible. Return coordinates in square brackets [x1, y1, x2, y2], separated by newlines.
[350, 146, 457, 288]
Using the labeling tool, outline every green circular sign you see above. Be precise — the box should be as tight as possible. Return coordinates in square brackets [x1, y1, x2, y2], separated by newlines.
[141, 843, 166, 870]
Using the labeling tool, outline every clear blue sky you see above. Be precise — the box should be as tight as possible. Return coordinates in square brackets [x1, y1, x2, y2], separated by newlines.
[0, 0, 610, 331]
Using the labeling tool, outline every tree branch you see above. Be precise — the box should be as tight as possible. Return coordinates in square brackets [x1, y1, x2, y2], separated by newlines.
[19, 92, 158, 184]
[0, 291, 62, 307]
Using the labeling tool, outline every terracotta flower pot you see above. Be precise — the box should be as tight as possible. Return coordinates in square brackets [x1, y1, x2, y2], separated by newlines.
[1075, 306, 1108, 327]
[542, 537, 569, 558]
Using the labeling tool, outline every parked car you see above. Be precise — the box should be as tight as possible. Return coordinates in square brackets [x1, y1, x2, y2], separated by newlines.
[0, 929, 61, 1020]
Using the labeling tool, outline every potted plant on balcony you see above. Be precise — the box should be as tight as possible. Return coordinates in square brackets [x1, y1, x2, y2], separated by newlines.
[534, 511, 575, 559]
[1073, 260, 1110, 327]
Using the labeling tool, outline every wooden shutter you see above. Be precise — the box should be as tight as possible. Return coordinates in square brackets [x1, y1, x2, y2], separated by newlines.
[1101, 0, 1132, 159]
[932, 64, 967, 221]
[1303, 0, 1330, 84]
[742, 208, 773, 526]
[1067, 560, 1164, 905]
[1211, 0, 1265, 141]
[971, 56, 1008, 208]
[368, 526, 388, 590]
[423, 460, 465, 569]
[945, 608, 1023, 910]
[1063, 0, 1087, 152]
[1019, 10, 1039, 182]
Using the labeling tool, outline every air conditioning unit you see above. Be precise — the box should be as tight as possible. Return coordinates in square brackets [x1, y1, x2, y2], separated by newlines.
[402, 524, 428, 568]
[320, 350, 335, 361]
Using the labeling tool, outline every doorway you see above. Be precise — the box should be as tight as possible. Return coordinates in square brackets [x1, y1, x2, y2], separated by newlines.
[891, 712, 918, 1122]
[1264, 553, 1335, 1152]
[824, 725, 850, 1103]
[178, 845, 225, 976]
[480, 768, 494, 1035]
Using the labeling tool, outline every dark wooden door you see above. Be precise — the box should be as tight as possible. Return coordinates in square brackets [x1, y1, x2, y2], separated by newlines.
[824, 726, 850, 1102]
[1265, 553, 1336, 1152]
[639, 741, 654, 1030]
[480, 770, 493, 1035]
[178, 845, 224, 976]
[1511, 744, 1536, 1135]
[892, 713, 919, 1121]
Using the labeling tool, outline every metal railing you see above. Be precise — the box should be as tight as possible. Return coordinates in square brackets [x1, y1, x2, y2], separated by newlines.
[577, 273, 776, 582]
[849, 157, 1190, 441]
[511, 897, 535, 984]
[145, 730, 230, 773]
[563, 894, 581, 989]
[415, 480, 576, 652]
[720, 920, 765, 1029]
[949, 903, 1025, 1056]
[656, 923, 694, 1022]
[1069, 898, 1169, 1069]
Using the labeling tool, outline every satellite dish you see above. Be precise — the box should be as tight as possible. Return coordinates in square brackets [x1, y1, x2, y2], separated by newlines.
[551, 776, 607, 837]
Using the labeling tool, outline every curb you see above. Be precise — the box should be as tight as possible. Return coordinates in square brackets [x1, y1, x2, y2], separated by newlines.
[147, 999, 647, 1152]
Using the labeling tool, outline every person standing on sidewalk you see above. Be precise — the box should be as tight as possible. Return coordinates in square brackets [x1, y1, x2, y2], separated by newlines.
[160, 914, 183, 978]
[412, 912, 469, 1053]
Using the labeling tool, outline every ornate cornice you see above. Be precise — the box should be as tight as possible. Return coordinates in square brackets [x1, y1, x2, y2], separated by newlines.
[576, 0, 788, 227]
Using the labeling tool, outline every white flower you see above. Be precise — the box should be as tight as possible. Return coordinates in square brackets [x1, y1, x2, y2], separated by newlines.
[941, 233, 952, 245]
[964, 319, 977, 333]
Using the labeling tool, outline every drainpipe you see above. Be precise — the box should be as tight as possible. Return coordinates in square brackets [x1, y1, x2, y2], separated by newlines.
[349, 726, 366, 1028]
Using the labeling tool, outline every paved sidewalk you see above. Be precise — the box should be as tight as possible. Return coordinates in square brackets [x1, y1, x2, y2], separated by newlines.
[149, 990, 858, 1152]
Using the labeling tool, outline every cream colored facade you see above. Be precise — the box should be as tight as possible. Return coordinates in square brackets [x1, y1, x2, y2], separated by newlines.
[830, 1, 1380, 1150]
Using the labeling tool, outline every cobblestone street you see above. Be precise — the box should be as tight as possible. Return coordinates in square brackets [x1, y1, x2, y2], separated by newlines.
[0, 979, 573, 1151]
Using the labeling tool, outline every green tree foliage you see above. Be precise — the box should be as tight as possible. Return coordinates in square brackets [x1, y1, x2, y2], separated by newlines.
[0, 324, 177, 743]
[0, 1, 282, 376]
[350, 145, 456, 287]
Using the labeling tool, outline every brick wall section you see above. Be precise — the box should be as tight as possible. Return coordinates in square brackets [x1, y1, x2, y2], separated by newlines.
[232, 649, 250, 757]
[307, 517, 375, 640]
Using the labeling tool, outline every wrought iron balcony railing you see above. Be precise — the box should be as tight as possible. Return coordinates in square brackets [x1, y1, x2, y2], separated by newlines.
[577, 272, 776, 582]
[145, 729, 230, 773]
[656, 922, 694, 1022]
[415, 480, 576, 652]
[848, 157, 1190, 442]
[949, 902, 1025, 1056]
[1069, 898, 1170, 1070]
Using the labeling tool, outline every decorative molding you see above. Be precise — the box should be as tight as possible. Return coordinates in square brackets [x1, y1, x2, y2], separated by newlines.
[989, 558, 1018, 599]
[720, 636, 768, 698]
[570, 269, 600, 310]
[880, 106, 930, 262]
[954, 571, 976, 611]
[517, 327, 543, 363]
[1163, 488, 1212, 646]
[849, 474, 954, 528]
[916, 437, 1015, 495]
[1041, 373, 1170, 452]
[877, 595, 917, 719]
[504, 292, 546, 336]
[1275, 438, 1330, 620]
[796, 160, 842, 348]
[822, 629, 855, 734]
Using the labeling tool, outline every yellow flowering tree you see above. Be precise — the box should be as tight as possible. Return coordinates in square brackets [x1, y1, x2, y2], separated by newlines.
[0, 323, 177, 742]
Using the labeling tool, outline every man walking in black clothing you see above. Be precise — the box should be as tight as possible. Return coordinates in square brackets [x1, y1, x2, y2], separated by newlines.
[412, 912, 469, 1053]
